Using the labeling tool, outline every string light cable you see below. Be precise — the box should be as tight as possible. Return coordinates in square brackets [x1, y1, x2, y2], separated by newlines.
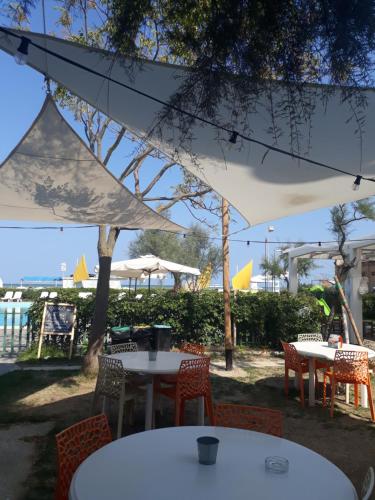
[1, 224, 375, 250]
[1, 26, 375, 188]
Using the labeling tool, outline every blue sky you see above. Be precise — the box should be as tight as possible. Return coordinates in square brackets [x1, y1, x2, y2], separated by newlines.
[0, 9, 374, 285]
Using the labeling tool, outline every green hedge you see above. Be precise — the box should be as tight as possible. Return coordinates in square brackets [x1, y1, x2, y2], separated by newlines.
[22, 288, 322, 349]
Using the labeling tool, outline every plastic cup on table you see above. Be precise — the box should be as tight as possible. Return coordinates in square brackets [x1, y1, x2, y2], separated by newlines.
[197, 436, 219, 465]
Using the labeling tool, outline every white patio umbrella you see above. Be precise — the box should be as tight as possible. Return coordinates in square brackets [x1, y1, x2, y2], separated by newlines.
[107, 255, 200, 290]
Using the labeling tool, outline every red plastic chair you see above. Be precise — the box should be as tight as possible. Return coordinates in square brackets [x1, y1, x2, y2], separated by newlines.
[155, 357, 214, 425]
[323, 350, 375, 421]
[214, 403, 283, 437]
[159, 342, 205, 386]
[281, 341, 311, 407]
[55, 414, 112, 500]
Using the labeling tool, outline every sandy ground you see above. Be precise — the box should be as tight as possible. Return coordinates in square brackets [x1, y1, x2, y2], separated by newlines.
[0, 422, 54, 500]
[1, 350, 375, 498]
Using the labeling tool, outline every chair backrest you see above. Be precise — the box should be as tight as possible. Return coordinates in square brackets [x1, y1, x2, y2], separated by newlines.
[55, 413, 111, 500]
[40, 291, 49, 299]
[110, 342, 138, 354]
[78, 292, 92, 299]
[2, 291, 13, 300]
[363, 339, 375, 351]
[181, 341, 205, 356]
[297, 333, 323, 342]
[281, 341, 303, 371]
[333, 350, 369, 384]
[361, 466, 375, 500]
[135, 294, 143, 300]
[176, 357, 211, 400]
[49, 291, 57, 299]
[214, 403, 283, 437]
[13, 291, 22, 300]
[95, 355, 127, 400]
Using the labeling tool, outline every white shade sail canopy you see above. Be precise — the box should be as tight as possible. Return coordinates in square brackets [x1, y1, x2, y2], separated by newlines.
[0, 93, 183, 231]
[1, 28, 375, 225]
[99, 255, 200, 278]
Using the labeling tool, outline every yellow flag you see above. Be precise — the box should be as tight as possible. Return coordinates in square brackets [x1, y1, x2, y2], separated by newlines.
[197, 263, 212, 290]
[232, 260, 253, 290]
[73, 255, 89, 283]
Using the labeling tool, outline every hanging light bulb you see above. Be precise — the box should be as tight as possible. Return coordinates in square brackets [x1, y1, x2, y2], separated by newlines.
[14, 37, 29, 66]
[229, 131, 238, 144]
[247, 241, 250, 246]
[352, 175, 362, 191]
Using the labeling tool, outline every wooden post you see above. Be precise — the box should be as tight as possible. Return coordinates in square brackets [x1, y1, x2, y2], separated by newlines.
[37, 305, 47, 359]
[222, 198, 233, 370]
[335, 275, 363, 346]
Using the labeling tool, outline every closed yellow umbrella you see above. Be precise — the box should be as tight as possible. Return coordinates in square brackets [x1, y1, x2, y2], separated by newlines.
[197, 263, 212, 290]
[73, 255, 89, 283]
[232, 260, 253, 290]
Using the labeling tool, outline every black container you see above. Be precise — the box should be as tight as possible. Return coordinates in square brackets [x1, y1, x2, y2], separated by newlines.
[110, 326, 132, 345]
[152, 324, 172, 351]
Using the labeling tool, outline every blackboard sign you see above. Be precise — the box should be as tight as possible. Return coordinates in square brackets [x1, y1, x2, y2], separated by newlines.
[43, 303, 75, 334]
[37, 302, 77, 359]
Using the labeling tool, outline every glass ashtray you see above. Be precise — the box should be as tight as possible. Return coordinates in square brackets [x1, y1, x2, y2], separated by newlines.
[265, 456, 289, 474]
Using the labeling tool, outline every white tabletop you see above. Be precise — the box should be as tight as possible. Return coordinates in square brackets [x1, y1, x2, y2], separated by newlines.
[108, 350, 200, 374]
[69, 426, 357, 500]
[291, 341, 375, 361]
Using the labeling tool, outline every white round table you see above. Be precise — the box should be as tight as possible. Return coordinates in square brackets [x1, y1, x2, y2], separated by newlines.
[291, 341, 375, 407]
[69, 426, 358, 500]
[109, 351, 202, 429]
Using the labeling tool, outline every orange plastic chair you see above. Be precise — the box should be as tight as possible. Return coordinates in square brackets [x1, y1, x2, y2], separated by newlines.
[323, 350, 375, 421]
[181, 341, 205, 356]
[281, 340, 311, 407]
[55, 414, 112, 500]
[155, 357, 214, 425]
[214, 403, 283, 437]
[159, 342, 205, 386]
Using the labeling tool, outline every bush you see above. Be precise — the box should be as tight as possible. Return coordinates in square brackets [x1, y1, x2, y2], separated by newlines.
[25, 289, 323, 349]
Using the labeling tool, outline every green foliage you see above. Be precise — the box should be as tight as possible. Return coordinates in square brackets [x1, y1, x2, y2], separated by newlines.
[25, 289, 322, 349]
[233, 291, 322, 347]
[330, 201, 375, 281]
[363, 294, 375, 320]
[128, 223, 222, 277]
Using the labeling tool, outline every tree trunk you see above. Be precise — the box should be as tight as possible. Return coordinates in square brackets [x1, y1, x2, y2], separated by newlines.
[172, 272, 182, 292]
[222, 198, 233, 370]
[83, 225, 119, 375]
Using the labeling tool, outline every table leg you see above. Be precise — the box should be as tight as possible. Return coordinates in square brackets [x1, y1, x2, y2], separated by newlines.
[361, 384, 368, 408]
[294, 373, 300, 389]
[308, 358, 316, 407]
[197, 396, 205, 425]
[145, 376, 154, 430]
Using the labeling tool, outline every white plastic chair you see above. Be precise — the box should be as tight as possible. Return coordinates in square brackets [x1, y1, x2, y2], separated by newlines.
[297, 333, 323, 342]
[92, 356, 139, 439]
[117, 292, 126, 301]
[135, 294, 143, 300]
[110, 342, 138, 354]
[40, 291, 49, 299]
[78, 292, 92, 299]
[13, 291, 22, 302]
[49, 291, 58, 299]
[1, 291, 13, 301]
[361, 467, 374, 500]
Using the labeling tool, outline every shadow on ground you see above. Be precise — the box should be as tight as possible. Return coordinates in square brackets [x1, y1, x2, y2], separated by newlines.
[1, 367, 375, 499]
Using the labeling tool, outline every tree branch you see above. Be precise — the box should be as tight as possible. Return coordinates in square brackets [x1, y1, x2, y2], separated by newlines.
[103, 126, 126, 166]
[118, 146, 154, 182]
[143, 188, 212, 203]
[141, 162, 175, 196]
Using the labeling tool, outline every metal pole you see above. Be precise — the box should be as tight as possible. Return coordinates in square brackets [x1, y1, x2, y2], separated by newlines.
[264, 237, 268, 292]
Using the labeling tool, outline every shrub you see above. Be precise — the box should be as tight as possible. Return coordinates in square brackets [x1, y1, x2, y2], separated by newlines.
[25, 289, 323, 349]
